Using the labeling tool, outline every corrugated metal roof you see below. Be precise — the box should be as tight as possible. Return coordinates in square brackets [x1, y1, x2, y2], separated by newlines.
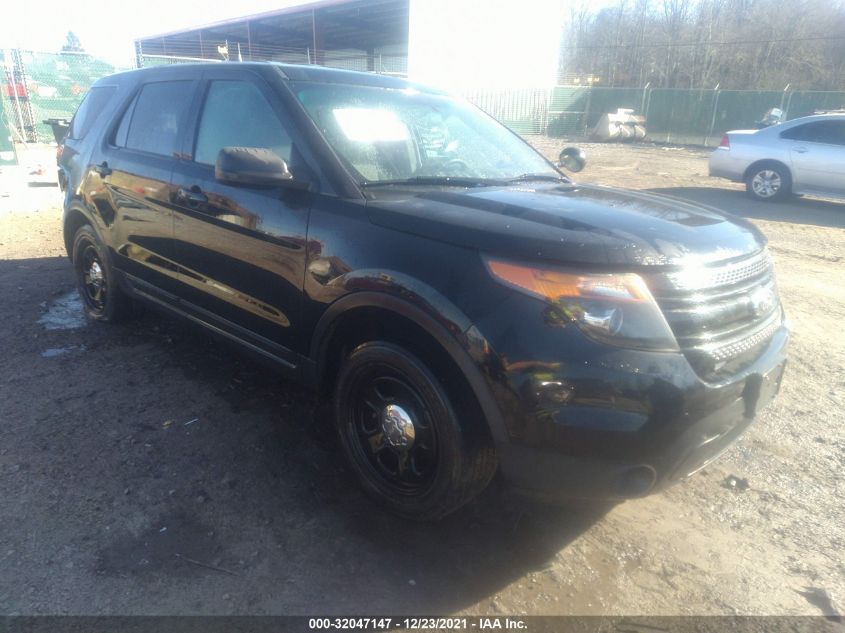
[136, 0, 347, 42]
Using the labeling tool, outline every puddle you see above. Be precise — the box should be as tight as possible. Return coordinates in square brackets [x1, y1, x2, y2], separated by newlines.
[37, 291, 87, 330]
[41, 345, 84, 358]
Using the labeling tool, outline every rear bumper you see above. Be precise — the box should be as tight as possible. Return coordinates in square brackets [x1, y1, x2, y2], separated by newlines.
[492, 327, 788, 502]
[708, 150, 746, 182]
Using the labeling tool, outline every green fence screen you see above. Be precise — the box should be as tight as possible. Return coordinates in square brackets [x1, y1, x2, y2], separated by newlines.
[472, 85, 845, 146]
[0, 106, 15, 165]
[1, 49, 130, 143]
[3, 48, 845, 148]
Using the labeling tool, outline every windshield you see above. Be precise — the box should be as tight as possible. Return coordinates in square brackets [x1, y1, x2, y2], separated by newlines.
[293, 82, 561, 185]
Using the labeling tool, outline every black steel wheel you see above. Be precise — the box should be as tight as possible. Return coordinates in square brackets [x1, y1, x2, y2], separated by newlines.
[79, 243, 107, 312]
[334, 341, 496, 520]
[349, 370, 439, 494]
[72, 224, 132, 322]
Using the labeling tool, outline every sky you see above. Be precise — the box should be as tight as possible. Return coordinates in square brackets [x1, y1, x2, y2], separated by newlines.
[409, 0, 564, 89]
[0, 0, 614, 67]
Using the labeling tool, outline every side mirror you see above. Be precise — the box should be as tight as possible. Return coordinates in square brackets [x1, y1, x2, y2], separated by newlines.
[215, 147, 310, 189]
[557, 147, 586, 173]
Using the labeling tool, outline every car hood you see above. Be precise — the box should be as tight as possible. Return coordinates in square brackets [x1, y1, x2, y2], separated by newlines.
[365, 183, 766, 267]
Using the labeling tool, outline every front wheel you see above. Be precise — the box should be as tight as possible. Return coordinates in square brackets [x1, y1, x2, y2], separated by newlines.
[72, 224, 132, 322]
[746, 164, 790, 202]
[333, 342, 496, 520]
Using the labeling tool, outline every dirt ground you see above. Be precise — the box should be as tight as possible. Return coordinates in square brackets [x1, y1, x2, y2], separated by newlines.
[1, 141, 843, 617]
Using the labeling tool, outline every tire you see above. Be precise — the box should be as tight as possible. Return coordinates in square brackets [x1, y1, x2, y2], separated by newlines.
[333, 341, 496, 520]
[72, 224, 132, 323]
[746, 163, 791, 202]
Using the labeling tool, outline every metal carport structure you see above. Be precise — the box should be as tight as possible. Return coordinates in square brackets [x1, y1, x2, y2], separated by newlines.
[135, 0, 409, 75]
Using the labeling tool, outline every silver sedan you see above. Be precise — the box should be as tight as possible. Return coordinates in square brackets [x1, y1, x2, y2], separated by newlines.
[709, 113, 845, 202]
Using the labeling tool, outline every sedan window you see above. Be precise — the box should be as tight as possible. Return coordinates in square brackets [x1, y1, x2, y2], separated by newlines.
[780, 120, 845, 145]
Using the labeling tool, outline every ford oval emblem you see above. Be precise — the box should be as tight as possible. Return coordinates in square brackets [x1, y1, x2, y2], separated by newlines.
[749, 286, 775, 317]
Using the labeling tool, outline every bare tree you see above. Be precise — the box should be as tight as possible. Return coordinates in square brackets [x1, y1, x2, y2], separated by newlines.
[563, 0, 845, 89]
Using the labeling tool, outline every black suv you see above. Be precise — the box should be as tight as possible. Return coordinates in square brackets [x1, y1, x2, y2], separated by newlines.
[59, 63, 788, 519]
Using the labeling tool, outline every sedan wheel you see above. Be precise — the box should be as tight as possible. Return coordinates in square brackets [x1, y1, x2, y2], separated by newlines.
[746, 164, 790, 202]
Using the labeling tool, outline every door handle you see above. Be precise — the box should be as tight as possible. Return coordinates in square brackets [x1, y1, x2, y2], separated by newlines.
[176, 186, 208, 205]
[93, 161, 112, 177]
[794, 146, 809, 153]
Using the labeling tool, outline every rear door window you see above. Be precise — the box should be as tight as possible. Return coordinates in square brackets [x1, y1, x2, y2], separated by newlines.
[193, 80, 293, 165]
[68, 86, 116, 140]
[781, 121, 845, 145]
[815, 121, 845, 146]
[121, 81, 194, 157]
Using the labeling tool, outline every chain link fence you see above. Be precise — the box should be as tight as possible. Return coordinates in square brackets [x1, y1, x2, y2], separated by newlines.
[2, 47, 845, 158]
[482, 85, 845, 146]
[0, 90, 14, 165]
[0, 117, 14, 165]
[1, 49, 131, 147]
[137, 50, 408, 75]
[135, 40, 409, 76]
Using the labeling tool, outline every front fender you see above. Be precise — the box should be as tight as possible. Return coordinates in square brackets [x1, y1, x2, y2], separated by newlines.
[307, 281, 508, 445]
[326, 268, 472, 336]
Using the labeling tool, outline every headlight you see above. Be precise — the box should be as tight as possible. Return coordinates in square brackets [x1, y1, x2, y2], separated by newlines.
[486, 258, 679, 352]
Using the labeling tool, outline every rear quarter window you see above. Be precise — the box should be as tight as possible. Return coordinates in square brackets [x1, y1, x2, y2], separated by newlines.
[68, 86, 117, 140]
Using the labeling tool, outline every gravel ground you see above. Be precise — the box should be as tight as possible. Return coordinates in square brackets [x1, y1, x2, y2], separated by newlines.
[0, 141, 843, 617]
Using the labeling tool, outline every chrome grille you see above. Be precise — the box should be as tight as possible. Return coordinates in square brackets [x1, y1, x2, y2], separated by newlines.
[661, 250, 772, 290]
[648, 250, 782, 379]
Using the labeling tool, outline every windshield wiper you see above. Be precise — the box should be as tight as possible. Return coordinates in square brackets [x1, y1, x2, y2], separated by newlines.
[506, 173, 570, 183]
[360, 174, 570, 188]
[360, 176, 506, 188]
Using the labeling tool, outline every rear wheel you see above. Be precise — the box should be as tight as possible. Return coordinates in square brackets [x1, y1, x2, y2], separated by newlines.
[72, 225, 132, 323]
[746, 163, 790, 202]
[333, 341, 496, 520]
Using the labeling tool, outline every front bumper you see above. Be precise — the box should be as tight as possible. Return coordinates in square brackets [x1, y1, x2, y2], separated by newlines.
[480, 320, 788, 501]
